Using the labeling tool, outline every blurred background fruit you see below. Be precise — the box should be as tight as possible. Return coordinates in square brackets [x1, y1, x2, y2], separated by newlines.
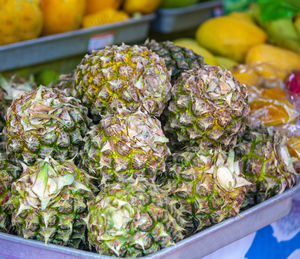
[246, 44, 300, 80]
[124, 0, 162, 14]
[83, 8, 129, 28]
[159, 0, 197, 9]
[173, 38, 218, 65]
[85, 0, 123, 15]
[195, 16, 267, 62]
[41, 0, 86, 35]
[286, 71, 300, 96]
[215, 56, 238, 69]
[0, 0, 43, 45]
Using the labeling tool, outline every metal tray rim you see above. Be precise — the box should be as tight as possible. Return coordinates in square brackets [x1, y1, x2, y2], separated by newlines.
[157, 1, 222, 15]
[0, 14, 155, 51]
[0, 183, 298, 259]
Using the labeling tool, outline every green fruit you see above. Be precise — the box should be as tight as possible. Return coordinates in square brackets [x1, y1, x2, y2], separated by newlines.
[87, 181, 184, 257]
[74, 44, 171, 117]
[144, 39, 204, 83]
[160, 0, 197, 8]
[35, 70, 59, 86]
[5, 86, 90, 165]
[7, 157, 96, 248]
[82, 109, 170, 184]
[166, 65, 249, 147]
[215, 56, 238, 69]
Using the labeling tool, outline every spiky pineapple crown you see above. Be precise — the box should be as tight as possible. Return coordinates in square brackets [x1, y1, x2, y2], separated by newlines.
[82, 109, 171, 184]
[5, 86, 91, 165]
[8, 157, 95, 247]
[74, 43, 172, 117]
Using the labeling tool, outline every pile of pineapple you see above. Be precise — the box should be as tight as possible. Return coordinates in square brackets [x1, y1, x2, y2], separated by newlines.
[0, 41, 297, 257]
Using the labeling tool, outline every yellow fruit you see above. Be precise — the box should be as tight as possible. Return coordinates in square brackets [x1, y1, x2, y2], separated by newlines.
[215, 56, 238, 68]
[196, 17, 267, 62]
[124, 0, 162, 14]
[174, 38, 218, 65]
[249, 99, 298, 126]
[261, 87, 287, 100]
[228, 12, 254, 24]
[41, 0, 85, 35]
[230, 64, 261, 86]
[86, 0, 123, 15]
[0, 0, 43, 45]
[246, 44, 300, 80]
[83, 8, 129, 28]
[287, 136, 300, 160]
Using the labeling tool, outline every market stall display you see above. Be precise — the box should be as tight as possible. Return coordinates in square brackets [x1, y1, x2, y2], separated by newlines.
[0, 0, 299, 258]
[0, 39, 298, 258]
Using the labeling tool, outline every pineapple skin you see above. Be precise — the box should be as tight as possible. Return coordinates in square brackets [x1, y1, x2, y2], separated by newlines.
[81, 109, 171, 184]
[0, 0, 42, 45]
[164, 146, 249, 235]
[5, 86, 91, 165]
[144, 39, 204, 83]
[236, 126, 297, 206]
[7, 158, 96, 248]
[87, 181, 184, 257]
[0, 153, 22, 232]
[166, 65, 249, 147]
[0, 75, 37, 132]
[74, 44, 172, 117]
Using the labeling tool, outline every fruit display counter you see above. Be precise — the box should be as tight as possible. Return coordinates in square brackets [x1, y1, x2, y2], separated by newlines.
[0, 185, 298, 259]
[0, 1, 299, 259]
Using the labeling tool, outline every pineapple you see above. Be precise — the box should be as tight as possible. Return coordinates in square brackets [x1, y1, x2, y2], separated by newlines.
[235, 126, 297, 206]
[41, 0, 86, 35]
[54, 73, 75, 97]
[5, 86, 90, 165]
[87, 180, 184, 257]
[74, 44, 171, 118]
[0, 152, 22, 232]
[81, 109, 171, 184]
[164, 146, 250, 235]
[83, 8, 129, 28]
[166, 65, 249, 147]
[144, 39, 204, 83]
[0, 75, 36, 127]
[0, 0, 42, 45]
[7, 157, 96, 248]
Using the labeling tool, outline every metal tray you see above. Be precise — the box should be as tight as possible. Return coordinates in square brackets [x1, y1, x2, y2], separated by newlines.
[151, 1, 222, 34]
[0, 14, 155, 72]
[0, 184, 298, 259]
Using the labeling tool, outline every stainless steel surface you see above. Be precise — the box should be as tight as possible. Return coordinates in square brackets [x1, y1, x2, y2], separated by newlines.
[0, 184, 298, 259]
[0, 15, 155, 72]
[151, 1, 222, 33]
